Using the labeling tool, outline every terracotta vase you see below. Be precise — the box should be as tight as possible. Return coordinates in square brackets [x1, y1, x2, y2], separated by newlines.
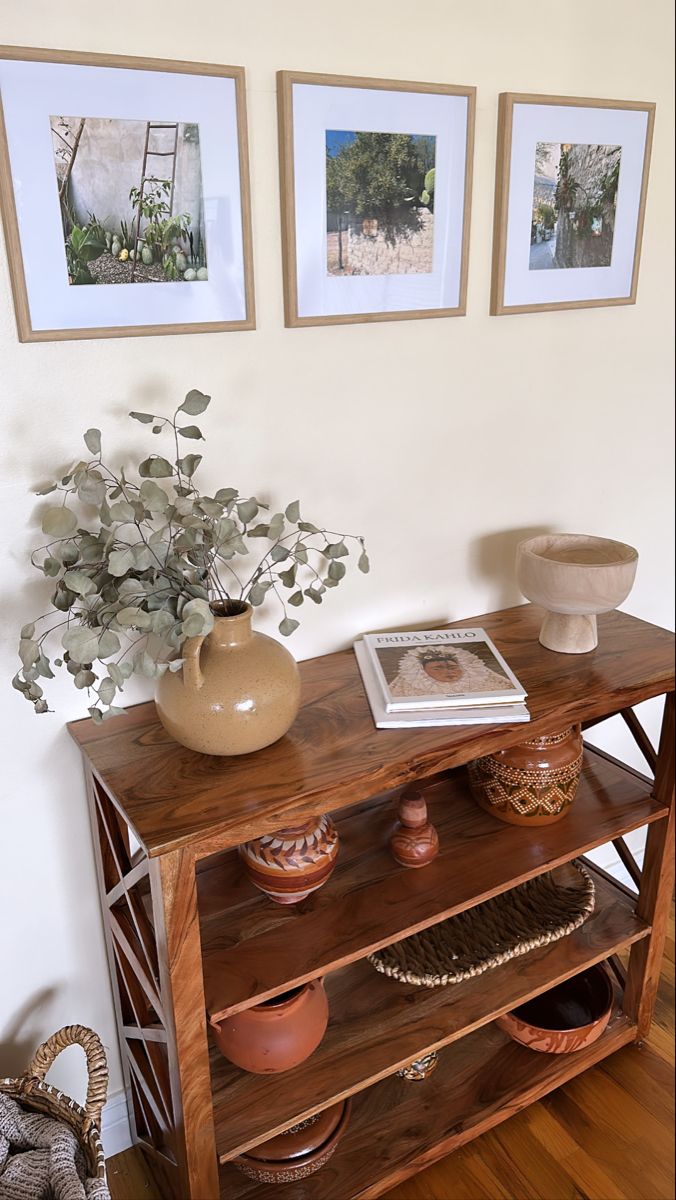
[155, 601, 301, 756]
[212, 979, 329, 1074]
[240, 814, 339, 904]
[467, 725, 583, 826]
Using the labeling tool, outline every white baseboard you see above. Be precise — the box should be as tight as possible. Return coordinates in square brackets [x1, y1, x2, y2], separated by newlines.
[102, 1088, 133, 1158]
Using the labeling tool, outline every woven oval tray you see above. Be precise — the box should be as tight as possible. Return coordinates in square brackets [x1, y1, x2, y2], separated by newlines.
[368, 860, 595, 988]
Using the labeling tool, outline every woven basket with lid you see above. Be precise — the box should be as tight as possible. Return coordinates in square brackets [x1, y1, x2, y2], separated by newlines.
[0, 1024, 108, 1184]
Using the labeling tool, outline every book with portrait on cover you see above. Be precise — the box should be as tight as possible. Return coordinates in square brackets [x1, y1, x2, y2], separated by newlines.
[360, 628, 527, 713]
[354, 640, 530, 729]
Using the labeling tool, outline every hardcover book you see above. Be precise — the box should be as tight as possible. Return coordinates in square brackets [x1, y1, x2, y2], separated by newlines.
[360, 627, 527, 713]
[354, 641, 530, 729]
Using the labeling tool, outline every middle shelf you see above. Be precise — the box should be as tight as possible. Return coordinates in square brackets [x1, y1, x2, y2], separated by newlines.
[209, 865, 648, 1162]
[199, 746, 663, 1023]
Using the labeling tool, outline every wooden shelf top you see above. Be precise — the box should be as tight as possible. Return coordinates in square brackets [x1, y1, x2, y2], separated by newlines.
[200, 748, 665, 1021]
[220, 1006, 637, 1199]
[210, 869, 647, 1162]
[68, 604, 675, 858]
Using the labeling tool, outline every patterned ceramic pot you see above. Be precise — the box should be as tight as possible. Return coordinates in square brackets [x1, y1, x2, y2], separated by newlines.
[497, 963, 613, 1053]
[467, 725, 584, 826]
[155, 601, 301, 756]
[240, 814, 339, 904]
[232, 1098, 351, 1183]
[212, 979, 329, 1074]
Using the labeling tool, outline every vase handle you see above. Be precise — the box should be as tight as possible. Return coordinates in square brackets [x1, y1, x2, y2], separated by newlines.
[182, 634, 205, 692]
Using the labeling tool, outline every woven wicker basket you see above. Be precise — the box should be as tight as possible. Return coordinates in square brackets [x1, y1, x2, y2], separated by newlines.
[368, 861, 595, 988]
[0, 1024, 108, 1183]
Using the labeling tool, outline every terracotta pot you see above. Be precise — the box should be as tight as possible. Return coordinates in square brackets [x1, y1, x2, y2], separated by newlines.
[467, 725, 583, 826]
[240, 814, 339, 904]
[212, 980, 329, 1074]
[232, 1098, 351, 1183]
[497, 963, 613, 1053]
[155, 601, 301, 756]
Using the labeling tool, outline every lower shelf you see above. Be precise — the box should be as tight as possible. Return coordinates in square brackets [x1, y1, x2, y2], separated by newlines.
[220, 1007, 637, 1200]
[211, 867, 647, 1161]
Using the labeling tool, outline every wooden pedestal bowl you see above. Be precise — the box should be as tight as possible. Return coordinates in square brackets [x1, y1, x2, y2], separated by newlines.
[497, 963, 613, 1054]
[516, 534, 638, 653]
[232, 1098, 352, 1183]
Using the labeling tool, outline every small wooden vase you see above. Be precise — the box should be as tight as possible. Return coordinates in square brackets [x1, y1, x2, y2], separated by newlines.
[240, 814, 339, 904]
[467, 726, 583, 826]
[389, 787, 439, 868]
[497, 963, 613, 1054]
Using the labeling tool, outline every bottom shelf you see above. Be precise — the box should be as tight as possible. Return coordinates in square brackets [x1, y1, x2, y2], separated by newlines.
[221, 1005, 637, 1200]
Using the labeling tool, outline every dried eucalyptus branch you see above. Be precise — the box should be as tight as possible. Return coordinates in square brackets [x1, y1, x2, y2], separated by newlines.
[14, 390, 369, 721]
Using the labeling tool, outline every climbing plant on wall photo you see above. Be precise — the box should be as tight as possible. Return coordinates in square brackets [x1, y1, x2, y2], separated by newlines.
[491, 92, 655, 315]
[51, 116, 209, 285]
[529, 141, 621, 271]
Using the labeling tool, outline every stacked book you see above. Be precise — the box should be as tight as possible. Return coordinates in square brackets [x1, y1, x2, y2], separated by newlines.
[354, 627, 530, 729]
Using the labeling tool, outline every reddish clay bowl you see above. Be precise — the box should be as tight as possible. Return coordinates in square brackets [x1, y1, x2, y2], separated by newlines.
[233, 1098, 352, 1183]
[497, 963, 613, 1054]
[212, 980, 328, 1074]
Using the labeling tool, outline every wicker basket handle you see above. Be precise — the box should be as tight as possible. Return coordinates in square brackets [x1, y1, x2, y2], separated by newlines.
[25, 1025, 108, 1132]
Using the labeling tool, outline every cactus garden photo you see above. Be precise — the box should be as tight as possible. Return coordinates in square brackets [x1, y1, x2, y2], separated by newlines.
[50, 116, 209, 285]
[325, 131, 436, 276]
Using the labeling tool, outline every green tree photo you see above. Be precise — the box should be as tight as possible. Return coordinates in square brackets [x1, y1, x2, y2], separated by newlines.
[326, 130, 436, 275]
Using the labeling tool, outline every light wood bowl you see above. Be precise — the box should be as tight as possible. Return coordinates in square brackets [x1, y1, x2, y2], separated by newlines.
[516, 534, 638, 653]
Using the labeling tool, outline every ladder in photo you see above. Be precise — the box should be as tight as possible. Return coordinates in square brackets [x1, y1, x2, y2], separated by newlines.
[130, 121, 179, 281]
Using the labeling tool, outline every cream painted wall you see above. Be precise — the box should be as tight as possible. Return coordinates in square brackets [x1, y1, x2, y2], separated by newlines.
[1, 0, 674, 1129]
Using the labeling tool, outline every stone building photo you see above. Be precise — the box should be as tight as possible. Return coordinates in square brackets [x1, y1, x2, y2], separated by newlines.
[51, 116, 208, 284]
[325, 130, 435, 275]
[529, 141, 622, 271]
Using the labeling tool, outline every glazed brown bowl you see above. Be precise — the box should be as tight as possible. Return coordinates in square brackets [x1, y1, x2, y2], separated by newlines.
[233, 1097, 352, 1183]
[497, 963, 613, 1054]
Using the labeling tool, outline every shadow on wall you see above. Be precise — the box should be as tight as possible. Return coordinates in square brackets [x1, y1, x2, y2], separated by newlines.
[0, 988, 58, 1078]
[470, 526, 555, 611]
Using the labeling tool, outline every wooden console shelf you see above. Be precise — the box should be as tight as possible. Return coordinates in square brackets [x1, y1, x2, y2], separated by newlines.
[69, 603, 675, 1200]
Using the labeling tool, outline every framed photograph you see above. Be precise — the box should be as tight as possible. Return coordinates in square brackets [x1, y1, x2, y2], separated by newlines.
[0, 46, 255, 341]
[277, 71, 475, 327]
[491, 93, 655, 316]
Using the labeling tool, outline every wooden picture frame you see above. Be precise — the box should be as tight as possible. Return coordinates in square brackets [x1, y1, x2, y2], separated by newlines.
[278, 70, 476, 328]
[0, 45, 255, 341]
[491, 92, 655, 316]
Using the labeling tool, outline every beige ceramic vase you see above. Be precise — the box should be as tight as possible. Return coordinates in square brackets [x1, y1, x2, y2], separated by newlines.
[155, 601, 301, 756]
